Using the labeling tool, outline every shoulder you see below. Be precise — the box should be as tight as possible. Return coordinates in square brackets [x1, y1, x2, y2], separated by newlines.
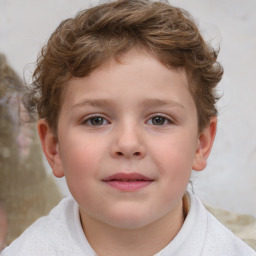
[203, 211, 255, 255]
[189, 194, 256, 256]
[2, 197, 79, 256]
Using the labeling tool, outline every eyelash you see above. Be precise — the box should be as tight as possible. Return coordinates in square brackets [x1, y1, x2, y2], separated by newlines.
[146, 114, 172, 126]
[82, 114, 173, 127]
[82, 114, 110, 126]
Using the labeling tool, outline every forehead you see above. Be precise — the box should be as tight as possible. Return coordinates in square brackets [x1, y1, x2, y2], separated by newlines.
[61, 50, 193, 111]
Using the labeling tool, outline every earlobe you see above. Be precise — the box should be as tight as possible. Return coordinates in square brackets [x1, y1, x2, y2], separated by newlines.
[192, 116, 217, 171]
[37, 119, 64, 178]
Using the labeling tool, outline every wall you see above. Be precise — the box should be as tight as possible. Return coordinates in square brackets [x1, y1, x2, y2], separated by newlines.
[0, 0, 255, 216]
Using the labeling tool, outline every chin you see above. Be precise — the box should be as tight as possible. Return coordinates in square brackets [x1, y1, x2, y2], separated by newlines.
[102, 209, 158, 230]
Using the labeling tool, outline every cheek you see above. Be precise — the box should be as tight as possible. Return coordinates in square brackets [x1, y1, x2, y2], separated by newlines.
[60, 136, 105, 178]
[155, 136, 196, 162]
[150, 135, 196, 181]
[60, 141, 104, 203]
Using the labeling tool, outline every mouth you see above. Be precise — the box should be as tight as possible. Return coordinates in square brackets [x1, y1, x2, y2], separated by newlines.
[103, 173, 154, 191]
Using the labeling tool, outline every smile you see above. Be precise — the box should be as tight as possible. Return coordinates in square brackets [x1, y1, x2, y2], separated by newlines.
[103, 173, 154, 191]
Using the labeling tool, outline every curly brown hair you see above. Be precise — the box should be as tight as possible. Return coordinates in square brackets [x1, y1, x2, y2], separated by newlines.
[24, 0, 223, 135]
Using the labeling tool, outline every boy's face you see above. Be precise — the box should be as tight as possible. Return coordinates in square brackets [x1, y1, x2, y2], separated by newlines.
[39, 50, 216, 231]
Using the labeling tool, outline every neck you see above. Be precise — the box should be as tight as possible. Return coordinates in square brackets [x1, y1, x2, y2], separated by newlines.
[80, 200, 185, 256]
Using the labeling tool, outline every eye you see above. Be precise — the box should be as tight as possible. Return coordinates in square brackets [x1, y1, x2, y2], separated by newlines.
[83, 116, 109, 126]
[147, 115, 171, 126]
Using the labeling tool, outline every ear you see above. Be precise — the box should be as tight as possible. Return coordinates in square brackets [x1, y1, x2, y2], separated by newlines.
[192, 116, 217, 171]
[37, 119, 64, 178]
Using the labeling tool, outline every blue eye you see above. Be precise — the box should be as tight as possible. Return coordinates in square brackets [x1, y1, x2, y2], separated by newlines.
[148, 116, 170, 126]
[84, 116, 108, 126]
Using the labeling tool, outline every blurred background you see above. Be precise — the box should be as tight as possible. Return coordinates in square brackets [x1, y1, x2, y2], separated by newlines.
[0, 0, 255, 217]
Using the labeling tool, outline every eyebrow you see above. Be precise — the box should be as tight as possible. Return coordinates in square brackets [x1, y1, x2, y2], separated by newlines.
[139, 98, 185, 109]
[71, 98, 185, 110]
[72, 99, 116, 110]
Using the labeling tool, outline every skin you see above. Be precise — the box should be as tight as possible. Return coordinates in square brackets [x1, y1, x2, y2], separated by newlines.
[38, 50, 217, 256]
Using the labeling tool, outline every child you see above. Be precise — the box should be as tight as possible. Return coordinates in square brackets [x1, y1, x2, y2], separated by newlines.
[2, 0, 255, 255]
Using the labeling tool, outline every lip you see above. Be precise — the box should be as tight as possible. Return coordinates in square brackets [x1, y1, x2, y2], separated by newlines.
[103, 172, 154, 192]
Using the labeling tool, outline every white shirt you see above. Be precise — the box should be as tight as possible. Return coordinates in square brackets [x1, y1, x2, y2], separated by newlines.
[2, 192, 255, 256]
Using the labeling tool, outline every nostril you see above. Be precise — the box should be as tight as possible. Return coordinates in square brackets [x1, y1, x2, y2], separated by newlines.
[115, 151, 141, 157]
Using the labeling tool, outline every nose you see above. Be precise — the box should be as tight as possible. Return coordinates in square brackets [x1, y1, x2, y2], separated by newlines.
[110, 123, 146, 159]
